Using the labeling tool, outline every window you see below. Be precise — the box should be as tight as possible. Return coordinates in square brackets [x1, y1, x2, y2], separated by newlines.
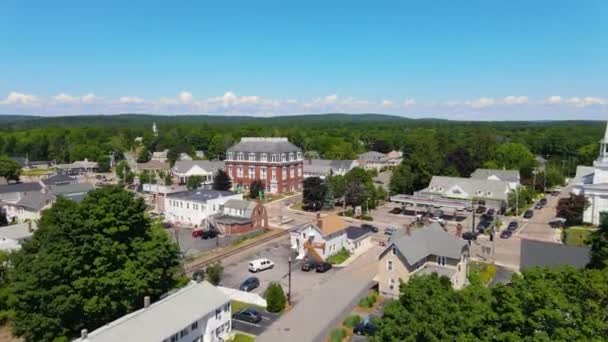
[392, 246, 397, 255]
[249, 153, 256, 161]
[191, 321, 198, 330]
[289, 152, 294, 161]
[389, 278, 396, 290]
[261, 153, 267, 162]
[271, 153, 277, 162]
[282, 167, 287, 179]
[387, 260, 393, 271]
[237, 152, 244, 161]
[227, 166, 233, 176]
[215, 308, 222, 319]
[186, 203, 189, 209]
[249, 167, 255, 179]
[298, 165, 302, 176]
[170, 334, 178, 342]
[290, 166, 295, 177]
[437, 256, 446, 266]
[486, 191, 492, 196]
[297, 152, 302, 160]
[227, 152, 233, 160]
[237, 166, 243, 177]
[260, 166, 267, 178]
[272, 168, 277, 180]
[281, 153, 286, 162]
[180, 328, 189, 338]
[224, 303, 230, 312]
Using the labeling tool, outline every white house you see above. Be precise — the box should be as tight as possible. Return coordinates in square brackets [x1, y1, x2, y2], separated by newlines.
[164, 190, 242, 227]
[303, 159, 358, 179]
[572, 122, 608, 225]
[416, 176, 511, 209]
[172, 160, 225, 187]
[470, 168, 520, 190]
[290, 215, 351, 261]
[74, 281, 232, 342]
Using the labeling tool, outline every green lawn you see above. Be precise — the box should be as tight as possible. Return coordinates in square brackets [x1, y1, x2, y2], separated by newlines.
[231, 333, 255, 342]
[564, 227, 595, 246]
[327, 248, 351, 265]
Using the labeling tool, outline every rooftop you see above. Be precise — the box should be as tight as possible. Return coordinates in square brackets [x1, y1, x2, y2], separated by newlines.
[227, 137, 301, 153]
[421, 176, 510, 200]
[345, 226, 371, 241]
[387, 223, 468, 265]
[49, 183, 95, 196]
[520, 239, 591, 269]
[42, 173, 75, 186]
[75, 281, 229, 342]
[173, 160, 225, 174]
[0, 182, 42, 194]
[15, 191, 54, 211]
[470, 168, 520, 183]
[167, 189, 236, 203]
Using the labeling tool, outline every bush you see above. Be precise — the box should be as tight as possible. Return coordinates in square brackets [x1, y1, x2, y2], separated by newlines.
[206, 262, 223, 286]
[327, 247, 351, 265]
[264, 282, 287, 313]
[329, 328, 346, 342]
[358, 291, 378, 308]
[343, 314, 362, 328]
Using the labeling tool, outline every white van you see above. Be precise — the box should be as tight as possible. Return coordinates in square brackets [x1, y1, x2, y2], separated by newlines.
[248, 258, 274, 273]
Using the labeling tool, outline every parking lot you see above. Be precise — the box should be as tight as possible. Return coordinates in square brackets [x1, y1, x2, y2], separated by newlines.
[166, 225, 242, 256]
[221, 238, 336, 303]
[232, 310, 281, 336]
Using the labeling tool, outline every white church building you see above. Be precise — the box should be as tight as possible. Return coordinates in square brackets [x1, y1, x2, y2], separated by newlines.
[572, 123, 608, 225]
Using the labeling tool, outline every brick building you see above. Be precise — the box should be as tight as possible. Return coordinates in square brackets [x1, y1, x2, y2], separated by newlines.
[225, 137, 303, 194]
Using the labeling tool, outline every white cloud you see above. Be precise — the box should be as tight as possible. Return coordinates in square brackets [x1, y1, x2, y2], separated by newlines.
[52, 93, 98, 104]
[381, 100, 394, 107]
[468, 97, 496, 108]
[119, 96, 145, 104]
[0, 91, 39, 105]
[502, 96, 528, 105]
[403, 98, 416, 107]
[545, 95, 563, 104]
[544, 95, 607, 107]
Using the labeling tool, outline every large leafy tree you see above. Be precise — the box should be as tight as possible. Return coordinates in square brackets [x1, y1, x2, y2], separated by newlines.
[115, 160, 133, 184]
[0, 155, 21, 182]
[556, 194, 588, 226]
[186, 175, 204, 190]
[7, 187, 183, 341]
[389, 163, 414, 195]
[302, 177, 327, 211]
[212, 170, 232, 191]
[249, 180, 265, 199]
[487, 142, 536, 177]
[588, 213, 608, 269]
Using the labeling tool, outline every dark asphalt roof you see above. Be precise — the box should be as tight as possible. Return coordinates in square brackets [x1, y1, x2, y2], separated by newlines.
[520, 239, 591, 269]
[345, 226, 371, 241]
[42, 173, 75, 186]
[0, 182, 42, 194]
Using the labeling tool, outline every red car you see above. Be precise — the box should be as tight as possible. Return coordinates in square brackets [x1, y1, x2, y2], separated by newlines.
[192, 229, 203, 238]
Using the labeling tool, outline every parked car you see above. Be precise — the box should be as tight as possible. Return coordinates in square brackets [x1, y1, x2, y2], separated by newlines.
[232, 308, 262, 324]
[551, 188, 562, 196]
[248, 258, 274, 272]
[507, 221, 518, 231]
[191, 269, 205, 281]
[539, 197, 548, 205]
[239, 277, 260, 292]
[162, 222, 173, 229]
[477, 220, 491, 233]
[429, 217, 445, 225]
[201, 229, 218, 239]
[462, 231, 478, 241]
[384, 227, 395, 235]
[523, 210, 534, 219]
[354, 317, 377, 336]
[476, 206, 487, 214]
[301, 260, 320, 272]
[361, 223, 379, 233]
[534, 203, 543, 210]
[389, 207, 403, 214]
[500, 230, 512, 239]
[192, 229, 203, 238]
[487, 208, 495, 216]
[316, 262, 332, 273]
[549, 217, 566, 228]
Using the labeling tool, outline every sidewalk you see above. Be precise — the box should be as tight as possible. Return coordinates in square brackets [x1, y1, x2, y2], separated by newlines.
[257, 247, 380, 342]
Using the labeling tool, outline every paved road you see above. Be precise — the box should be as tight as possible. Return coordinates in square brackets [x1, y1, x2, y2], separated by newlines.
[257, 246, 381, 342]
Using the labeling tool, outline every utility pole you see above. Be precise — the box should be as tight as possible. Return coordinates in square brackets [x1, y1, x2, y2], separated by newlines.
[515, 187, 519, 217]
[543, 154, 550, 193]
[532, 170, 537, 192]
[287, 257, 292, 305]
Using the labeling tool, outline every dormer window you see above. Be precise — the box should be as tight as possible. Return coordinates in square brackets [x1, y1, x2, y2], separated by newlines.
[486, 191, 492, 196]
[226, 152, 233, 160]
[281, 153, 287, 162]
[237, 152, 244, 161]
[261, 153, 267, 162]
[289, 152, 294, 161]
[248, 153, 256, 162]
[271, 154, 277, 162]
[297, 152, 302, 160]
[476, 190, 483, 196]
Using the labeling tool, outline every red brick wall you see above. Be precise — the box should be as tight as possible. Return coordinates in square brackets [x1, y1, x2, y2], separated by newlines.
[224, 160, 303, 194]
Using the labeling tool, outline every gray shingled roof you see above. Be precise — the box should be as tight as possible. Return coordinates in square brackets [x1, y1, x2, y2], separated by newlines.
[15, 191, 54, 211]
[227, 137, 301, 153]
[74, 281, 229, 342]
[49, 183, 94, 196]
[0, 182, 42, 194]
[388, 223, 467, 265]
[42, 173, 75, 186]
[173, 160, 225, 174]
[167, 189, 236, 203]
[303, 159, 356, 175]
[223, 199, 256, 211]
[358, 151, 387, 161]
[520, 239, 591, 269]
[470, 168, 520, 183]
[420, 176, 510, 201]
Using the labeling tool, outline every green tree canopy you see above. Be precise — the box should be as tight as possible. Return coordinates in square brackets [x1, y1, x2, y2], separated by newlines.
[212, 170, 232, 191]
[302, 177, 327, 211]
[249, 180, 265, 199]
[588, 213, 608, 269]
[488, 142, 536, 176]
[264, 282, 287, 313]
[186, 175, 204, 190]
[7, 187, 183, 341]
[0, 155, 21, 182]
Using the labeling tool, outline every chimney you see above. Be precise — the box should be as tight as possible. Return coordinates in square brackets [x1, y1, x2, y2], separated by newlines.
[81, 329, 88, 339]
[316, 213, 323, 230]
[144, 296, 151, 308]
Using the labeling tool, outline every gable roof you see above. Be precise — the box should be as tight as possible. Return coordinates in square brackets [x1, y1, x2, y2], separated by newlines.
[520, 239, 591, 269]
[75, 281, 229, 342]
[358, 151, 387, 161]
[470, 168, 520, 183]
[227, 137, 301, 153]
[0, 182, 42, 194]
[387, 223, 467, 265]
[15, 191, 54, 211]
[303, 159, 356, 175]
[318, 215, 348, 236]
[573, 166, 595, 185]
[422, 176, 510, 200]
[223, 199, 256, 211]
[173, 160, 225, 174]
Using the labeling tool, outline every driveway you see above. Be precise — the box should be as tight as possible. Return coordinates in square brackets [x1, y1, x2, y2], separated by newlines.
[516, 191, 565, 243]
[257, 246, 381, 342]
[232, 311, 281, 336]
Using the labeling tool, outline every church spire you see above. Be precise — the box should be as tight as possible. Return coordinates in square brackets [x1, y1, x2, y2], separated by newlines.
[603, 121, 608, 142]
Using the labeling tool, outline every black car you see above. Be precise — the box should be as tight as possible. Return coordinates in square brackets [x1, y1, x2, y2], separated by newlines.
[389, 207, 403, 215]
[507, 221, 518, 231]
[534, 203, 543, 210]
[539, 197, 548, 205]
[239, 277, 260, 292]
[191, 269, 205, 281]
[354, 318, 377, 336]
[232, 308, 262, 324]
[316, 262, 332, 273]
[301, 260, 320, 272]
[477, 220, 491, 233]
[361, 223, 379, 233]
[201, 229, 218, 239]
[500, 230, 512, 239]
[523, 210, 534, 219]
[475, 206, 487, 214]
[487, 208, 495, 216]
[462, 231, 478, 241]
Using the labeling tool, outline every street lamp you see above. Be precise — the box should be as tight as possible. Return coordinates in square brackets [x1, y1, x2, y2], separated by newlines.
[287, 257, 292, 305]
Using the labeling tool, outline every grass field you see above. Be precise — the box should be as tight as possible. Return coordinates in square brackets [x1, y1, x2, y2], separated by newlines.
[564, 226, 595, 246]
[231, 333, 255, 342]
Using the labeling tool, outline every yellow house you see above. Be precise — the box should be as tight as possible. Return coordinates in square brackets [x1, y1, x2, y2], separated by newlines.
[376, 223, 470, 298]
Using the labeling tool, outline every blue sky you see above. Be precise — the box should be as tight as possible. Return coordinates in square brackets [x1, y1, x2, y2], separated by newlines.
[1, 0, 607, 119]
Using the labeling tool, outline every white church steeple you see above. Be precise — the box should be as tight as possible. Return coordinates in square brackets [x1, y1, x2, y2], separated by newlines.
[152, 122, 158, 137]
[594, 121, 608, 166]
